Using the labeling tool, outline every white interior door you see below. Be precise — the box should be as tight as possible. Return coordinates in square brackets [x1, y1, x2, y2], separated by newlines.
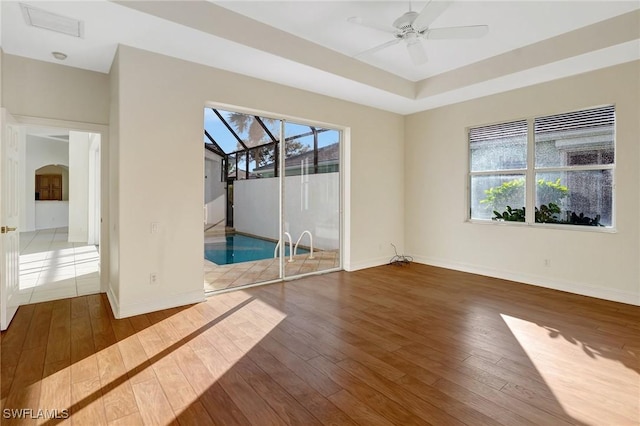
[1, 109, 21, 330]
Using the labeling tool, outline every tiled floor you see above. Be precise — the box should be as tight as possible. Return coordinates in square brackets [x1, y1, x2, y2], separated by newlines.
[19, 227, 101, 304]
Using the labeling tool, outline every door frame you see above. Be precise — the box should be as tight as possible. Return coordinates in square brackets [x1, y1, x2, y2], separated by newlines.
[12, 115, 110, 293]
[204, 101, 349, 291]
[1, 109, 21, 329]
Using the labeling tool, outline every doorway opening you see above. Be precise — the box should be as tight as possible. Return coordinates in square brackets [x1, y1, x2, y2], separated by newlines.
[18, 127, 102, 304]
[203, 106, 343, 292]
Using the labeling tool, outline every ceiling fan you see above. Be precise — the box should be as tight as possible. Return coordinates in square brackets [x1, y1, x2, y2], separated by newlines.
[348, 1, 489, 65]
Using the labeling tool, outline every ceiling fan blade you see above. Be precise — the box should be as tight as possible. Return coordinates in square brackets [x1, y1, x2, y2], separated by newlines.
[413, 0, 453, 31]
[354, 38, 401, 58]
[406, 39, 428, 65]
[347, 16, 395, 34]
[425, 25, 489, 40]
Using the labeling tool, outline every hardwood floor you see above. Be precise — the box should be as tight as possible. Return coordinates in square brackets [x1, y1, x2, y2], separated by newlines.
[1, 263, 638, 425]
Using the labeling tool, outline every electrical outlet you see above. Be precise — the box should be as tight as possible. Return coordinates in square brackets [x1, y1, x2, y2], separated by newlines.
[150, 273, 158, 285]
[151, 222, 159, 234]
[544, 259, 551, 267]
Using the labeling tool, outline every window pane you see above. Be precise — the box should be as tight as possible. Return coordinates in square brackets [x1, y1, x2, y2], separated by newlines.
[203, 108, 279, 154]
[470, 120, 527, 172]
[251, 145, 277, 178]
[535, 106, 615, 168]
[471, 174, 526, 221]
[535, 170, 612, 226]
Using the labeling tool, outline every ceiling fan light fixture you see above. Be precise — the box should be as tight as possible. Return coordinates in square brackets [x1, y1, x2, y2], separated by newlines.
[406, 32, 419, 43]
[406, 39, 427, 65]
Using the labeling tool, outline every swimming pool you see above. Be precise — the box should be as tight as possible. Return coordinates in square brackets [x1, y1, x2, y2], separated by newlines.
[205, 234, 309, 265]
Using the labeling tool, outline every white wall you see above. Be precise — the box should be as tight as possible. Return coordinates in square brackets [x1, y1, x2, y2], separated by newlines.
[234, 178, 279, 242]
[87, 136, 101, 245]
[68, 131, 91, 242]
[204, 150, 225, 226]
[24, 135, 69, 231]
[109, 51, 121, 302]
[35, 201, 68, 229]
[1, 49, 3, 107]
[107, 45, 404, 318]
[205, 195, 225, 227]
[234, 173, 340, 251]
[405, 61, 640, 305]
[2, 54, 109, 125]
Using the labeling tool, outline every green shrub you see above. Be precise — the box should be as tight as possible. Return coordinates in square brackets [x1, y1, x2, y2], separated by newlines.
[481, 178, 568, 214]
[492, 203, 602, 226]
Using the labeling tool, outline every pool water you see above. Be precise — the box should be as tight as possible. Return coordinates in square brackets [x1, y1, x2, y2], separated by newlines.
[205, 234, 309, 265]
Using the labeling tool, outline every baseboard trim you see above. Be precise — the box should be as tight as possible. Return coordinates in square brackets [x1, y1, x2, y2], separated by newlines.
[412, 256, 640, 306]
[106, 285, 120, 318]
[345, 255, 391, 272]
[107, 287, 205, 319]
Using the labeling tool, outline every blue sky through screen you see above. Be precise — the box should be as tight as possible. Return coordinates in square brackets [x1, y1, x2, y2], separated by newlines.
[204, 108, 339, 172]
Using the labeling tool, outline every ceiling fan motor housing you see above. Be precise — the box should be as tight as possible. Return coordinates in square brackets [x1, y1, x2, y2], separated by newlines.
[393, 11, 420, 32]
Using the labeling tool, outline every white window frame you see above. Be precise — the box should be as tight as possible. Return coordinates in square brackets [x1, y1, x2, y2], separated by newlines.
[468, 105, 616, 232]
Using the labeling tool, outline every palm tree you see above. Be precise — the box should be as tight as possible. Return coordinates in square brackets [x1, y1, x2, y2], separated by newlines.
[228, 112, 273, 148]
[228, 112, 273, 167]
[227, 112, 309, 169]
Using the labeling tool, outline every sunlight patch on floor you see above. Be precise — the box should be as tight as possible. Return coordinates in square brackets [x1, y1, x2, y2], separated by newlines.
[500, 313, 639, 425]
[62, 293, 287, 421]
[19, 228, 100, 303]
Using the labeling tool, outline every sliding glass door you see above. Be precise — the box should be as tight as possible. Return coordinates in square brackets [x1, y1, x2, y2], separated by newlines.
[282, 121, 341, 278]
[203, 107, 341, 292]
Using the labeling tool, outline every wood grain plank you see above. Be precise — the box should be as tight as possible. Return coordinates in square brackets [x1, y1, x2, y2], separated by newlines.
[308, 355, 430, 426]
[37, 360, 71, 425]
[247, 343, 357, 426]
[197, 382, 250, 426]
[432, 376, 537, 426]
[130, 378, 176, 425]
[216, 367, 284, 426]
[23, 303, 54, 350]
[45, 300, 71, 365]
[0, 264, 637, 426]
[174, 401, 216, 426]
[106, 411, 144, 426]
[1, 304, 35, 349]
[337, 357, 471, 426]
[95, 346, 139, 422]
[232, 357, 322, 425]
[328, 389, 396, 426]
[398, 349, 575, 426]
[70, 378, 107, 426]
[257, 335, 342, 397]
[115, 336, 155, 385]
[153, 356, 198, 411]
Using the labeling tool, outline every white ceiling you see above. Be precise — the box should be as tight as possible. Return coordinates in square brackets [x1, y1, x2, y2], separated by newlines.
[1, 1, 639, 114]
[216, 1, 639, 81]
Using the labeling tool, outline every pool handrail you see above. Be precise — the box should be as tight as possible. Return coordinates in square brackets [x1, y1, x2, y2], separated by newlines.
[294, 230, 314, 259]
[274, 232, 294, 262]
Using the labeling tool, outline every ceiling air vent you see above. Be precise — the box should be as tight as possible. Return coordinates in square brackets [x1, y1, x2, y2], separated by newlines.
[20, 3, 84, 38]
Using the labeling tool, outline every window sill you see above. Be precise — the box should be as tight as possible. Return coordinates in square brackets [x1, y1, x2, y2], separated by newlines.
[467, 219, 617, 233]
